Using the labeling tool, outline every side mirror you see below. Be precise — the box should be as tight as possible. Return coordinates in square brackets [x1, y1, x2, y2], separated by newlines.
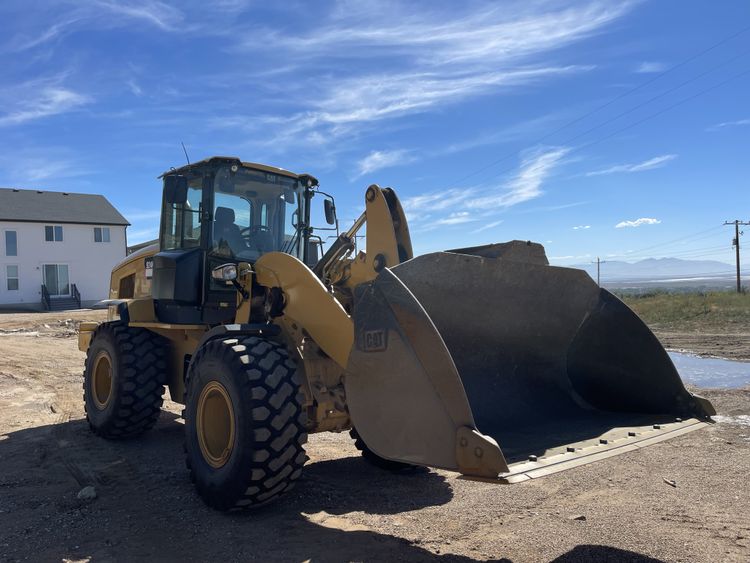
[324, 198, 337, 225]
[164, 175, 188, 204]
[211, 263, 237, 282]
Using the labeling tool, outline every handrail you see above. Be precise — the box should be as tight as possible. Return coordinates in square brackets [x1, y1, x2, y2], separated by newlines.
[41, 284, 50, 311]
[72, 284, 81, 308]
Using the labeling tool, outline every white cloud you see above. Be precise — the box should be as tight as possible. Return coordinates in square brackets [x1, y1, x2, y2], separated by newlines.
[472, 220, 504, 233]
[356, 149, 414, 177]
[402, 188, 475, 215]
[401, 146, 568, 229]
[127, 79, 143, 97]
[709, 118, 750, 131]
[219, 2, 634, 147]
[246, 2, 633, 67]
[573, 225, 591, 230]
[6, 1, 186, 52]
[635, 61, 666, 74]
[464, 147, 570, 209]
[434, 211, 476, 226]
[0, 85, 91, 126]
[586, 154, 677, 177]
[265, 66, 591, 145]
[615, 218, 661, 228]
[92, 1, 184, 31]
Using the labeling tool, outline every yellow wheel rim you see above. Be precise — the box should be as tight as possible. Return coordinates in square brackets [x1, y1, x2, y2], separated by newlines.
[196, 381, 236, 469]
[91, 351, 113, 410]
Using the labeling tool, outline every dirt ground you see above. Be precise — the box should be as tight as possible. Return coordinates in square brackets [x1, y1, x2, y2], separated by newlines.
[0, 310, 748, 563]
[653, 331, 750, 361]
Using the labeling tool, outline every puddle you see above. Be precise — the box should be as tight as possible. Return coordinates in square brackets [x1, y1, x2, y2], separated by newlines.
[668, 352, 750, 389]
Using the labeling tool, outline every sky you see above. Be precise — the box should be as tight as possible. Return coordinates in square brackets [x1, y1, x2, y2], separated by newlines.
[1, 0, 749, 268]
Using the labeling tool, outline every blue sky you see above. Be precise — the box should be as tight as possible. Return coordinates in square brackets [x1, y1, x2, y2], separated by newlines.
[1, 0, 748, 266]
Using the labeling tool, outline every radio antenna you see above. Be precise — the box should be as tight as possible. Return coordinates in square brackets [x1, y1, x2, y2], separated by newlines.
[181, 141, 191, 165]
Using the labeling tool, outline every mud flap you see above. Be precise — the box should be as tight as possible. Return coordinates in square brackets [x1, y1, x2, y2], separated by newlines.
[345, 268, 508, 477]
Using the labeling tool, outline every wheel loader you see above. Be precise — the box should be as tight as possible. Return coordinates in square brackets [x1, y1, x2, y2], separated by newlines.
[79, 156, 715, 510]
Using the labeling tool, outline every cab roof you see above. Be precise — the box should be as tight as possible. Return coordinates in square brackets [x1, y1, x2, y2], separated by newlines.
[159, 156, 306, 181]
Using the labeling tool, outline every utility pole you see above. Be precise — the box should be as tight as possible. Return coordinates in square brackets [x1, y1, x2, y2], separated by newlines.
[592, 257, 606, 287]
[724, 220, 750, 293]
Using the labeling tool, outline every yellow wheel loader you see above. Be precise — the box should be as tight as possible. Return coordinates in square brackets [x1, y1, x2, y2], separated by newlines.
[79, 156, 715, 510]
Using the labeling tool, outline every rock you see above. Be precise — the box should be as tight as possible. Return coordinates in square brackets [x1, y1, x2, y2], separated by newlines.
[77, 486, 97, 501]
[570, 514, 587, 521]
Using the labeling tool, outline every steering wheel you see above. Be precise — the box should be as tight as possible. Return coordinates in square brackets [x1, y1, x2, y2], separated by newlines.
[239, 225, 273, 252]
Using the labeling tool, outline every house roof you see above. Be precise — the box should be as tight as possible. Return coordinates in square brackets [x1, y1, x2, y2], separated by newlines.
[0, 188, 130, 226]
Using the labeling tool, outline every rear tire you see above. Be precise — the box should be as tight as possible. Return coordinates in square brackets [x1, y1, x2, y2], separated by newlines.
[184, 336, 307, 510]
[83, 322, 168, 438]
[350, 428, 417, 471]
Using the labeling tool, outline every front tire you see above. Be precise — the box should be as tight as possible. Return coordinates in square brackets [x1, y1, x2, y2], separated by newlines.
[184, 336, 307, 510]
[83, 322, 168, 438]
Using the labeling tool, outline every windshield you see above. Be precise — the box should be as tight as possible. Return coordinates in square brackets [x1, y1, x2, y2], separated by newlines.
[211, 165, 304, 261]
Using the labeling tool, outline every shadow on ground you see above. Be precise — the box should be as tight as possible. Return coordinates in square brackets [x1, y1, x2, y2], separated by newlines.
[0, 414, 666, 562]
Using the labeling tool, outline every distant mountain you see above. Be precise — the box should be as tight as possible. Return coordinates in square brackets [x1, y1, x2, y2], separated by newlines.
[572, 257, 737, 282]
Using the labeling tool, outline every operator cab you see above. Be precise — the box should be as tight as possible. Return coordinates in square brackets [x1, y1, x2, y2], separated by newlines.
[151, 157, 324, 325]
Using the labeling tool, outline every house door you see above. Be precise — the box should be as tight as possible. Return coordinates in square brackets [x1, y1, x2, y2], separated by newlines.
[43, 264, 70, 297]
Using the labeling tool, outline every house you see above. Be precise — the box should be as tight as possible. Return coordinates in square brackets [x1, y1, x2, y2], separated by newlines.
[0, 188, 129, 310]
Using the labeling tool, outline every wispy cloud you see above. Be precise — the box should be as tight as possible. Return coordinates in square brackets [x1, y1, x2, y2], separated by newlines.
[356, 149, 414, 177]
[586, 154, 677, 176]
[0, 145, 94, 187]
[573, 225, 591, 230]
[464, 147, 570, 209]
[472, 219, 504, 233]
[434, 211, 475, 226]
[402, 146, 569, 229]
[615, 217, 661, 228]
[217, 2, 633, 148]
[708, 118, 750, 131]
[93, 1, 184, 32]
[0, 84, 91, 126]
[402, 188, 474, 215]
[635, 61, 666, 73]
[245, 2, 633, 67]
[6, 1, 186, 52]
[254, 66, 592, 148]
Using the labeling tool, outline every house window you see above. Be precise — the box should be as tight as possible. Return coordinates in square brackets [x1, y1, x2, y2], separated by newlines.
[45, 225, 63, 242]
[6, 265, 18, 291]
[4, 230, 16, 256]
[94, 227, 111, 243]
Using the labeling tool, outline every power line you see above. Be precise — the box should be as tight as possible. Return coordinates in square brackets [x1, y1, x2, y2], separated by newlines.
[607, 225, 724, 258]
[553, 49, 750, 150]
[620, 244, 731, 261]
[572, 68, 750, 157]
[440, 24, 750, 188]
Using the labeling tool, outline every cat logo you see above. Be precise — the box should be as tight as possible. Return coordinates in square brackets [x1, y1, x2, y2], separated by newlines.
[362, 329, 387, 352]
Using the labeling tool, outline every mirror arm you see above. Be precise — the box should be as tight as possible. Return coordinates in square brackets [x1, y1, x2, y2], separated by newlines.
[232, 279, 249, 299]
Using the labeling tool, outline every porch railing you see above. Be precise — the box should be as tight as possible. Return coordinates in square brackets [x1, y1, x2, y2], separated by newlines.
[72, 284, 81, 309]
[41, 284, 51, 311]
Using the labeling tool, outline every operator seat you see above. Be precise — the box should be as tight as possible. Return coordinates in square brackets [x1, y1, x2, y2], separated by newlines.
[214, 206, 245, 256]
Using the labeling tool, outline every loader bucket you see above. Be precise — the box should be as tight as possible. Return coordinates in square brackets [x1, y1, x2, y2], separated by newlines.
[345, 242, 714, 481]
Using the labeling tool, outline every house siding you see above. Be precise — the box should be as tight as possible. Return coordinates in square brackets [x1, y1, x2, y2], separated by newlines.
[0, 221, 126, 309]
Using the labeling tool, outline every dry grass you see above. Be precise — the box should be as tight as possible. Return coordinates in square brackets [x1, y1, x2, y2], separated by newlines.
[619, 290, 750, 331]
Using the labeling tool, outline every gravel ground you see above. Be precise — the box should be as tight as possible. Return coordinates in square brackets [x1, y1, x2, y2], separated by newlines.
[0, 310, 748, 563]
